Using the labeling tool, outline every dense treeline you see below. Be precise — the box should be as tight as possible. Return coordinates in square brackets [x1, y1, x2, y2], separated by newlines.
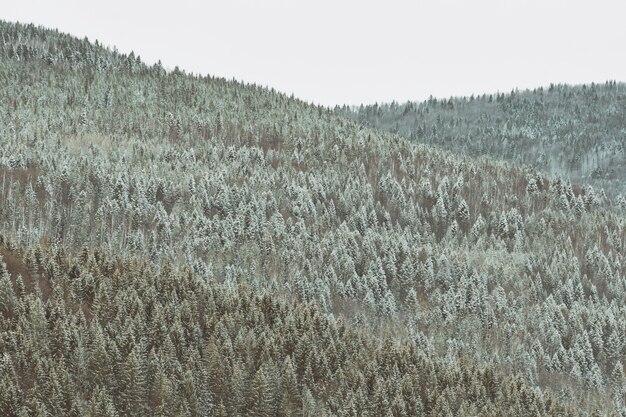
[338, 83, 626, 198]
[0, 21, 625, 415]
[0, 236, 589, 416]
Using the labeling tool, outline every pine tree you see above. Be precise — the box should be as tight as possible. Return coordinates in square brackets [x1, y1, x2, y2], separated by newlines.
[456, 198, 470, 229]
[0, 260, 18, 322]
[249, 364, 275, 417]
[180, 369, 202, 417]
[606, 329, 624, 360]
[117, 348, 147, 417]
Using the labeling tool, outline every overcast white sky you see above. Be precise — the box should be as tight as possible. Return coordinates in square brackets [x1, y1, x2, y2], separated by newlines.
[3, 0, 626, 106]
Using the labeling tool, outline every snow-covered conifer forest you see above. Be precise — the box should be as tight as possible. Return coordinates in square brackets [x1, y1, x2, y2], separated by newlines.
[338, 83, 626, 198]
[0, 21, 625, 416]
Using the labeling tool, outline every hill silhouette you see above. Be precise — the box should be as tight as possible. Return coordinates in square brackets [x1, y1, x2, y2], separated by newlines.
[338, 83, 626, 198]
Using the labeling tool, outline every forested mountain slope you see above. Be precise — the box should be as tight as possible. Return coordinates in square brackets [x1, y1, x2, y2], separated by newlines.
[338, 83, 626, 198]
[0, 21, 625, 416]
[0, 237, 584, 416]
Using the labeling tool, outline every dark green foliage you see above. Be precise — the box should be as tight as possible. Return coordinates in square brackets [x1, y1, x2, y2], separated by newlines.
[0, 239, 591, 416]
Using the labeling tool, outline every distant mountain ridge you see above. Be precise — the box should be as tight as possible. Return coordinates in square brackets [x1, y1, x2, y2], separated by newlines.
[338, 82, 626, 198]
